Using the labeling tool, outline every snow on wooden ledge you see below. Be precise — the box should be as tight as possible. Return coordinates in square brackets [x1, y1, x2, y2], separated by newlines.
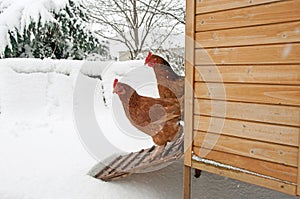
[192, 154, 296, 186]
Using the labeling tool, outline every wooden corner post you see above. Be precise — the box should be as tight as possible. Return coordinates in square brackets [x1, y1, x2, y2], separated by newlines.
[183, 0, 195, 198]
[297, 127, 300, 195]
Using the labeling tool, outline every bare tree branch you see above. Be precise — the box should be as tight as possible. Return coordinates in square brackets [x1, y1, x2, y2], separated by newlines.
[85, 0, 184, 59]
[137, 0, 185, 24]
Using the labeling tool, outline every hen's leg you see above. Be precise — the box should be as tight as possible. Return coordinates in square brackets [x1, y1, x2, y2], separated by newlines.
[150, 144, 166, 160]
[194, 169, 202, 178]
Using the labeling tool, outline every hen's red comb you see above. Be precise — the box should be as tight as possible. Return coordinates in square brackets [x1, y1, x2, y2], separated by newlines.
[113, 79, 118, 88]
[145, 52, 152, 64]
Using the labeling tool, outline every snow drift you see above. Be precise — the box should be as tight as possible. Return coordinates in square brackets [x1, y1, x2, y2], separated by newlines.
[0, 58, 185, 199]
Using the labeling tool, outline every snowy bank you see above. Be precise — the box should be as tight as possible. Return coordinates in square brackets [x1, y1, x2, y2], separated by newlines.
[0, 58, 184, 199]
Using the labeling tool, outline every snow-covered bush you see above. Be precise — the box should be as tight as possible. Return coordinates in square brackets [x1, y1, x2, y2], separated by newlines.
[0, 0, 109, 60]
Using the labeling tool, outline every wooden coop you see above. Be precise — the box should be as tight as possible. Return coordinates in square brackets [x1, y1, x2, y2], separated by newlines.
[183, 0, 300, 198]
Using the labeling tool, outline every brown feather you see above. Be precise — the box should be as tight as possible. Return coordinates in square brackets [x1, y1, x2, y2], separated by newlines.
[145, 54, 184, 99]
[114, 81, 181, 146]
[145, 54, 185, 119]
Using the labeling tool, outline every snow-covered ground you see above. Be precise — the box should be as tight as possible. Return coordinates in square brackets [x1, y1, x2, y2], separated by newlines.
[0, 58, 298, 199]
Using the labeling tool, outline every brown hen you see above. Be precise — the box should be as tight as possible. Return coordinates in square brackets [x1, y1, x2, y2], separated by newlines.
[113, 79, 182, 157]
[144, 52, 184, 99]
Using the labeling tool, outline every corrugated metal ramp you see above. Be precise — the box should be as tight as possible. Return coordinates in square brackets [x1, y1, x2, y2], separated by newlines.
[89, 134, 184, 181]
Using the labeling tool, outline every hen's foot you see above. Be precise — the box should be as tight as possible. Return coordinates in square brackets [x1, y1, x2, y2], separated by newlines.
[150, 145, 166, 161]
[194, 169, 202, 178]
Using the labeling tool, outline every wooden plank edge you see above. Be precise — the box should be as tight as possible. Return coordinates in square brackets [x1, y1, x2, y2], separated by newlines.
[193, 107, 300, 133]
[193, 97, 300, 110]
[184, 0, 195, 167]
[193, 126, 298, 148]
[195, 22, 300, 49]
[193, 131, 298, 167]
[195, 0, 283, 15]
[194, 64, 300, 85]
[193, 114, 300, 146]
[183, 3, 196, 199]
[191, 160, 297, 196]
[194, 43, 300, 66]
[184, 165, 191, 199]
[297, 126, 300, 195]
[194, 82, 300, 107]
[195, 1, 300, 32]
[193, 147, 298, 183]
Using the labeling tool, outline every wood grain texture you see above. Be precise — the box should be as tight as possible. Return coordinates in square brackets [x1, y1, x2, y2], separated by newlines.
[298, 131, 300, 195]
[189, 0, 300, 196]
[196, 21, 300, 48]
[194, 99, 300, 126]
[195, 65, 300, 84]
[194, 82, 300, 106]
[191, 160, 297, 196]
[184, 62, 194, 167]
[183, 165, 191, 199]
[184, 0, 195, 168]
[194, 131, 298, 167]
[196, 0, 300, 32]
[194, 115, 299, 146]
[196, 0, 281, 14]
[193, 148, 298, 183]
[298, 135, 300, 195]
[195, 43, 300, 65]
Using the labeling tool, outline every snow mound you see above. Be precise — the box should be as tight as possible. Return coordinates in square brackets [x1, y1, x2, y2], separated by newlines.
[0, 58, 185, 199]
[0, 0, 70, 29]
[0, 58, 159, 161]
[0, 0, 77, 56]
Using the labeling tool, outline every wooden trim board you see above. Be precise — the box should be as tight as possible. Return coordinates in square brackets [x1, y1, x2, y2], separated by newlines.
[191, 160, 297, 196]
[194, 131, 299, 167]
[194, 65, 300, 85]
[194, 99, 300, 127]
[184, 0, 196, 167]
[184, 0, 195, 198]
[195, 21, 300, 48]
[196, 0, 282, 14]
[194, 82, 300, 106]
[195, 1, 300, 32]
[193, 115, 299, 146]
[193, 148, 298, 183]
[195, 43, 300, 65]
